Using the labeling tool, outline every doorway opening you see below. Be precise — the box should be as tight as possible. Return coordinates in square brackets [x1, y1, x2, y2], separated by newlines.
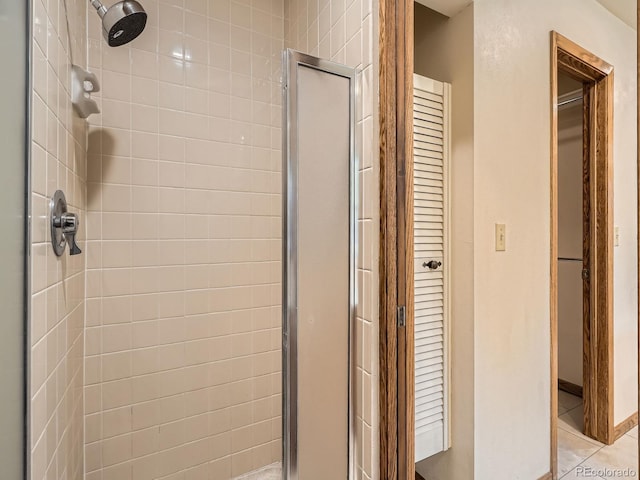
[556, 68, 591, 452]
[551, 31, 614, 477]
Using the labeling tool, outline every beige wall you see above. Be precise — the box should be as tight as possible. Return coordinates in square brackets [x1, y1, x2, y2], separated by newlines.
[474, 0, 637, 478]
[30, 0, 88, 478]
[414, 3, 475, 480]
[284, 0, 379, 478]
[414, 1, 636, 478]
[557, 103, 584, 388]
[84, 1, 284, 478]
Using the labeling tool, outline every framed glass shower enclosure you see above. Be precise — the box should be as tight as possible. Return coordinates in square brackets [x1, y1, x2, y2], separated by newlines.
[282, 50, 358, 480]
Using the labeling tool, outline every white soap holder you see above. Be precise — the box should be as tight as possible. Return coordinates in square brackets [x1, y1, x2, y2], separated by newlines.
[71, 65, 101, 119]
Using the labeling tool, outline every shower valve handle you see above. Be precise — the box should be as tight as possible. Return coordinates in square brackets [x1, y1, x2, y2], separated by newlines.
[59, 213, 82, 256]
[50, 190, 82, 257]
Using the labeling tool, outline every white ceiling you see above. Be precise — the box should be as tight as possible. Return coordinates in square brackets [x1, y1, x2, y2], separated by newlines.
[596, 0, 637, 29]
[416, 0, 636, 29]
[414, 0, 472, 18]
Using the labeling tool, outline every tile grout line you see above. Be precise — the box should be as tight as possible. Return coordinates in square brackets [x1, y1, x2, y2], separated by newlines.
[560, 445, 607, 480]
[557, 395, 638, 480]
[557, 398, 604, 479]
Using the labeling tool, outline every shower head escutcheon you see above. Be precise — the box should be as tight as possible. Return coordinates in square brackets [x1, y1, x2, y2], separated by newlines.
[90, 0, 147, 47]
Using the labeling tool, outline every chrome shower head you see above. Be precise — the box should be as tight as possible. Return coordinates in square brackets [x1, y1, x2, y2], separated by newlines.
[91, 0, 147, 47]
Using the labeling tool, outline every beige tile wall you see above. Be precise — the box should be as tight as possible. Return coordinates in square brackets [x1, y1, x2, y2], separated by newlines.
[84, 1, 284, 478]
[284, 0, 379, 478]
[30, 0, 88, 479]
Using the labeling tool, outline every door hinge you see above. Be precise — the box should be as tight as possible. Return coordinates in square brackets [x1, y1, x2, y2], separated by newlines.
[397, 305, 406, 327]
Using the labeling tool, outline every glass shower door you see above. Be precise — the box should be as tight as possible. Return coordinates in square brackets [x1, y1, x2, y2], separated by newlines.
[0, 0, 28, 478]
[283, 50, 357, 480]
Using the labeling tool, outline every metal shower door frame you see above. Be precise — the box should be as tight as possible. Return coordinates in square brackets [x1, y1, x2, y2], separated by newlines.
[282, 49, 358, 480]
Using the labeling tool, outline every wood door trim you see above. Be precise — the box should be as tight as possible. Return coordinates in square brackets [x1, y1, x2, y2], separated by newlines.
[638, 1, 640, 470]
[379, 0, 414, 478]
[379, 0, 399, 475]
[550, 34, 559, 478]
[551, 31, 615, 479]
[613, 412, 638, 442]
[582, 81, 595, 442]
[399, 0, 415, 477]
[550, 36, 559, 477]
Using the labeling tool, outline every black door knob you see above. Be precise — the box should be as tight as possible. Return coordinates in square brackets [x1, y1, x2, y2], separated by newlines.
[423, 260, 442, 270]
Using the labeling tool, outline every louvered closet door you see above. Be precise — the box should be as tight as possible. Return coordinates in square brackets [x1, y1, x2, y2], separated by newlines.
[413, 74, 450, 462]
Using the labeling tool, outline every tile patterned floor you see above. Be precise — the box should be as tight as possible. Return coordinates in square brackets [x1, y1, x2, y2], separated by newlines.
[558, 391, 638, 479]
[234, 463, 282, 480]
[232, 395, 637, 480]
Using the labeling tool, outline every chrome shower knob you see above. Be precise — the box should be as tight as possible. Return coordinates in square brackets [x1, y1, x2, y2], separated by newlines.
[50, 190, 82, 257]
[58, 212, 82, 256]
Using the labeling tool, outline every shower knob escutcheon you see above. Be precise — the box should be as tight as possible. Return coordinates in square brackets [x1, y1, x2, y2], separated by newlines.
[50, 190, 82, 257]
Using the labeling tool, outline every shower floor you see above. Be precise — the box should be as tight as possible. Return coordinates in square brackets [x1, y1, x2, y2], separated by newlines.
[233, 462, 282, 480]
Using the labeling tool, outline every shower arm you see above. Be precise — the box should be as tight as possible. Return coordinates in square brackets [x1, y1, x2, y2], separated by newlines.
[89, 0, 108, 17]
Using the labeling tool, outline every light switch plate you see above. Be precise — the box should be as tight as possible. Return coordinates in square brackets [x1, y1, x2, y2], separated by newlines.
[495, 223, 506, 251]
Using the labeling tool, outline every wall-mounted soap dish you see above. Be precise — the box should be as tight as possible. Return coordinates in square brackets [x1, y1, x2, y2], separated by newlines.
[71, 65, 100, 119]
